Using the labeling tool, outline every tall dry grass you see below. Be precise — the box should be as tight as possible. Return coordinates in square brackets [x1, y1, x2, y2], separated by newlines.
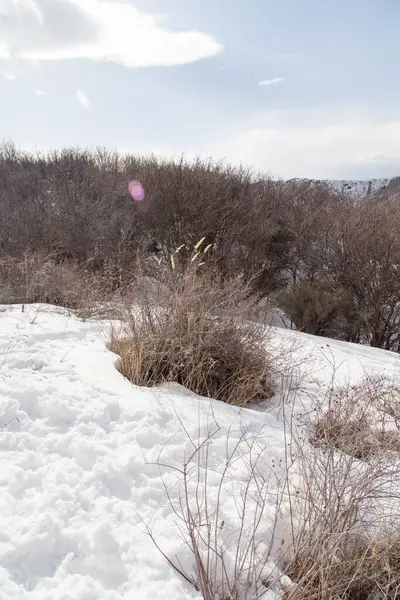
[111, 241, 273, 405]
[0, 252, 112, 318]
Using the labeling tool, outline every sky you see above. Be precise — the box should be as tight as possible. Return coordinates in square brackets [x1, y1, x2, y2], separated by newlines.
[1, 0, 400, 180]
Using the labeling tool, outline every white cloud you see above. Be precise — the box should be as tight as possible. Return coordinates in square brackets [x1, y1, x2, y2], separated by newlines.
[228, 110, 400, 179]
[357, 153, 396, 164]
[259, 78, 283, 86]
[0, 70, 16, 80]
[278, 53, 298, 61]
[34, 89, 47, 96]
[0, 0, 222, 68]
[76, 89, 90, 108]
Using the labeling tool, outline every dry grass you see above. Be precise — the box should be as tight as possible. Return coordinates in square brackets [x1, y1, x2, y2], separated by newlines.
[146, 375, 400, 599]
[310, 377, 400, 460]
[285, 533, 400, 599]
[280, 377, 400, 600]
[0, 252, 112, 318]
[135, 341, 400, 598]
[312, 408, 400, 460]
[111, 261, 273, 405]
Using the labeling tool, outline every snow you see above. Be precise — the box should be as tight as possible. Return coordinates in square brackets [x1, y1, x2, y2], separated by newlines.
[1, 304, 400, 599]
[288, 177, 393, 199]
[327, 178, 390, 198]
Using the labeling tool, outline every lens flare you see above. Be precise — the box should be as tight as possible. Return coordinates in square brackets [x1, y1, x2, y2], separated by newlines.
[128, 180, 145, 201]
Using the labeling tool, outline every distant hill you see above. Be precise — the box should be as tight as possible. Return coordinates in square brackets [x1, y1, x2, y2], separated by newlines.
[286, 177, 400, 199]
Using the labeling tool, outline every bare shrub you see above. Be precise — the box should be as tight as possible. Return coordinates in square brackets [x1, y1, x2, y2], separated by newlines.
[284, 532, 400, 600]
[281, 379, 400, 600]
[111, 247, 273, 405]
[0, 252, 111, 317]
[321, 197, 400, 350]
[278, 281, 352, 336]
[149, 408, 400, 599]
[144, 371, 400, 600]
[268, 185, 400, 351]
[310, 377, 400, 460]
[4, 140, 400, 353]
[142, 414, 291, 600]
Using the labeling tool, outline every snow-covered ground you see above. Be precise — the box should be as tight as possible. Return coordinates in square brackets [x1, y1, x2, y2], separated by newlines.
[1, 305, 400, 599]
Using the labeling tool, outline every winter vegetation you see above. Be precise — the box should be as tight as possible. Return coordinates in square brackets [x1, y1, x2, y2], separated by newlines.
[1, 141, 400, 599]
[2, 141, 400, 352]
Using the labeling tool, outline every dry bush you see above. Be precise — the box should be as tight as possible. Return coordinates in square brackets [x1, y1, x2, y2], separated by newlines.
[111, 248, 273, 405]
[271, 180, 346, 291]
[0, 143, 145, 277]
[145, 372, 400, 599]
[285, 532, 400, 600]
[272, 188, 400, 351]
[0, 143, 289, 295]
[143, 413, 292, 600]
[149, 411, 400, 599]
[280, 379, 400, 600]
[322, 198, 400, 350]
[310, 377, 400, 460]
[278, 281, 352, 336]
[0, 252, 111, 318]
[5, 140, 400, 353]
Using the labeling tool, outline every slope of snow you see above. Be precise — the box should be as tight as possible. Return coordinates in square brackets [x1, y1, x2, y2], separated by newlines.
[287, 177, 392, 198]
[327, 178, 390, 198]
[1, 305, 400, 599]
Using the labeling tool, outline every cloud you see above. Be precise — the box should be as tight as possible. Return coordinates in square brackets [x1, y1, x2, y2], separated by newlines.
[228, 110, 400, 179]
[0, 70, 16, 80]
[259, 78, 283, 86]
[76, 89, 89, 108]
[34, 89, 47, 96]
[0, 0, 222, 68]
[357, 153, 396, 164]
[278, 53, 298, 61]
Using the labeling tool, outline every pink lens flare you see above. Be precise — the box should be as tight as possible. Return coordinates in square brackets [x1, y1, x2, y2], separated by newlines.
[128, 180, 145, 201]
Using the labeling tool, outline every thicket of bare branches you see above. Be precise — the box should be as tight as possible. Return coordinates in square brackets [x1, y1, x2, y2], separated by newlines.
[2, 140, 400, 351]
[145, 378, 400, 599]
[282, 376, 400, 599]
[143, 411, 294, 600]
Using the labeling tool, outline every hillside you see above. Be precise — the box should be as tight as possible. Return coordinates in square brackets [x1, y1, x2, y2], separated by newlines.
[287, 176, 400, 199]
[1, 305, 400, 599]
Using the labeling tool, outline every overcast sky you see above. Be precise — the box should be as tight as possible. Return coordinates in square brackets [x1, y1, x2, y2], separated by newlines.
[1, 0, 400, 179]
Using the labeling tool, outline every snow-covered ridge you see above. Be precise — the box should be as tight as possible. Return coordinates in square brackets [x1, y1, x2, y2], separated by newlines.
[327, 178, 390, 197]
[287, 176, 400, 199]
